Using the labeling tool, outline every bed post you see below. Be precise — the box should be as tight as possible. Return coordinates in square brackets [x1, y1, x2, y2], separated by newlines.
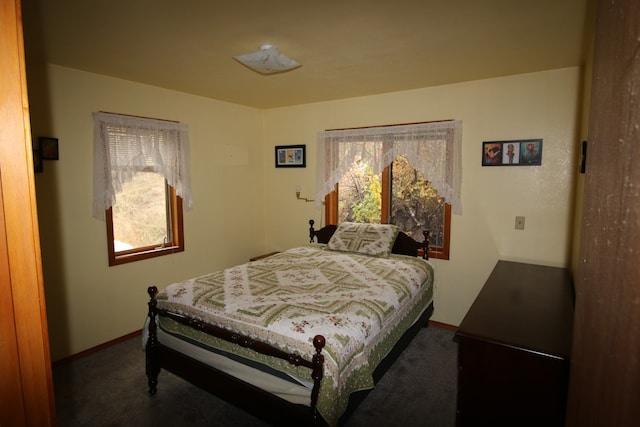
[422, 230, 430, 260]
[309, 219, 316, 243]
[310, 334, 325, 425]
[146, 286, 160, 395]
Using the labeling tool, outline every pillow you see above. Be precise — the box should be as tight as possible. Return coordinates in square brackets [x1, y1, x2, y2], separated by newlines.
[327, 222, 400, 257]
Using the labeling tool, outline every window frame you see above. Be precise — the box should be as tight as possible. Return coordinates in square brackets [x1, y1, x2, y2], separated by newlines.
[105, 183, 184, 266]
[325, 164, 451, 260]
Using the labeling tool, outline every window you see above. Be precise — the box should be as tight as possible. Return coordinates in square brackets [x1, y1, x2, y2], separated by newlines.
[316, 121, 462, 260]
[93, 112, 193, 266]
[389, 155, 451, 257]
[105, 172, 184, 266]
[331, 155, 451, 259]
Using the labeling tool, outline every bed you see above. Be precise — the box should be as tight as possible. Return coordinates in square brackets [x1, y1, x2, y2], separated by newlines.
[144, 220, 433, 426]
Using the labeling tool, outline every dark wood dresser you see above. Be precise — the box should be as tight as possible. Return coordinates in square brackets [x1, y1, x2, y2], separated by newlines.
[455, 260, 574, 426]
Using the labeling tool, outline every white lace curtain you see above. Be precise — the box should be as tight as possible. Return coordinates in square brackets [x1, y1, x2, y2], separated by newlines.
[92, 112, 193, 220]
[315, 120, 463, 214]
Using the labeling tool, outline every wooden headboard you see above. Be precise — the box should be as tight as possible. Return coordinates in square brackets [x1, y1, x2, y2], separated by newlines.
[308, 220, 430, 260]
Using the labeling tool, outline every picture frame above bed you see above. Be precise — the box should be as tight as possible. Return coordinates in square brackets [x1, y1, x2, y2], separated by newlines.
[275, 144, 306, 168]
[482, 139, 543, 166]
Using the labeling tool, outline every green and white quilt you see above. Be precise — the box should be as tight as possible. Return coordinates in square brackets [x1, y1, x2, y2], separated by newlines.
[156, 244, 434, 426]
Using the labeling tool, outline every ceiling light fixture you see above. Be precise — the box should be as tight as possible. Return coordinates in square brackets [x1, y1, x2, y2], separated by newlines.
[233, 44, 301, 75]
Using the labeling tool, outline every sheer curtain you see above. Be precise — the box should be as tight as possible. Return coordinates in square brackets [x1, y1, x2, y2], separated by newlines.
[315, 120, 462, 214]
[92, 112, 193, 220]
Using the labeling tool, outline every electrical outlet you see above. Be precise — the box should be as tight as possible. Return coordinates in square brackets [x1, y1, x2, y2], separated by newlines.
[515, 216, 525, 230]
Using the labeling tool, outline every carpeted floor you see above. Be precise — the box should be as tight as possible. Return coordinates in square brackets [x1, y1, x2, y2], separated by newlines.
[53, 326, 458, 427]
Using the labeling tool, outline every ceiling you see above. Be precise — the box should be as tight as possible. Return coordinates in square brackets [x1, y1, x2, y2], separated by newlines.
[22, 0, 592, 110]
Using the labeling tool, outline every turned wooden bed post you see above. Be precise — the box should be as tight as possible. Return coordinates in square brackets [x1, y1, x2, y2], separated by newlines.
[422, 230, 430, 260]
[146, 286, 160, 395]
[310, 335, 325, 424]
[309, 219, 316, 243]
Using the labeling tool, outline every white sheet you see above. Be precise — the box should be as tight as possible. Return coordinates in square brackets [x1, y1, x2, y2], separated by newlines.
[143, 318, 312, 405]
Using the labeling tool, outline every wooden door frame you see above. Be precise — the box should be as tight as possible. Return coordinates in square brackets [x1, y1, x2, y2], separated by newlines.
[566, 0, 640, 425]
[0, 0, 56, 425]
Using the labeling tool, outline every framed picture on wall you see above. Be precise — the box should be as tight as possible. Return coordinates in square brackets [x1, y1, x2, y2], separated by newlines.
[275, 144, 306, 168]
[39, 137, 59, 160]
[482, 139, 543, 166]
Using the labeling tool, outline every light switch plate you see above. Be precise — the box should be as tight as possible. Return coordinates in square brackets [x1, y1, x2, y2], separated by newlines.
[515, 216, 525, 230]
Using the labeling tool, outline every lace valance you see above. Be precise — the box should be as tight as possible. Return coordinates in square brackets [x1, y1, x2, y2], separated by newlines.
[315, 120, 462, 214]
[92, 112, 193, 220]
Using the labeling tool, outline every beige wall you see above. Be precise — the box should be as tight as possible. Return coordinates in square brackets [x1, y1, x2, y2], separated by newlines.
[32, 65, 582, 359]
[32, 65, 265, 360]
[263, 67, 582, 326]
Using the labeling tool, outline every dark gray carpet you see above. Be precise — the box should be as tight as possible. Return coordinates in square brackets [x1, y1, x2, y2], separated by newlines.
[53, 326, 458, 427]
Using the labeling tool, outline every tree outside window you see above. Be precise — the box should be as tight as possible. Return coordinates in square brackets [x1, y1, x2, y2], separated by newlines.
[336, 154, 450, 259]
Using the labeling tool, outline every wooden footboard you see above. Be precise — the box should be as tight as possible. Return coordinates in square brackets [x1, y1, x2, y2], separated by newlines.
[145, 285, 326, 425]
[146, 288, 434, 426]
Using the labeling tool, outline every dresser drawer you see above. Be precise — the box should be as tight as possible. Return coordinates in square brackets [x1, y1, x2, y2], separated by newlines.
[455, 260, 573, 426]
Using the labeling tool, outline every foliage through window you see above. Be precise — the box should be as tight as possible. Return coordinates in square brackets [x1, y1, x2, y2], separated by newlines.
[390, 156, 448, 250]
[106, 172, 183, 266]
[112, 172, 167, 250]
[336, 154, 450, 259]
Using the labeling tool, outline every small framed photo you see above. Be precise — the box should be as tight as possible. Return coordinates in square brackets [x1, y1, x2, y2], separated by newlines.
[482, 139, 542, 166]
[39, 137, 59, 160]
[275, 144, 306, 168]
[33, 149, 43, 173]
